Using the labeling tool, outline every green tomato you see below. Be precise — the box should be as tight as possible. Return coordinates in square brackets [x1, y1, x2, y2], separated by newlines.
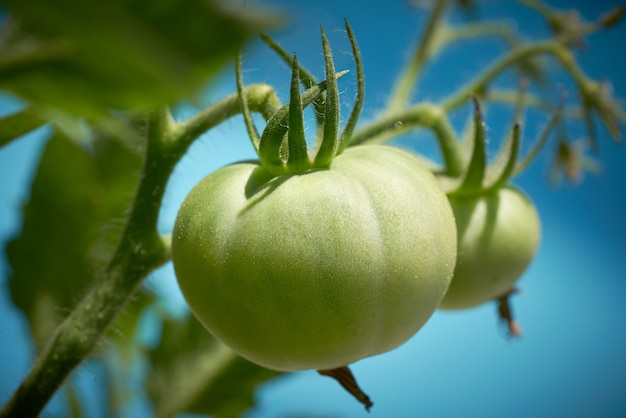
[439, 186, 540, 310]
[172, 144, 457, 371]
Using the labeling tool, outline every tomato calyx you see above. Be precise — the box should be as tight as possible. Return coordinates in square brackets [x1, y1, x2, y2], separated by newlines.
[438, 95, 551, 334]
[442, 91, 566, 198]
[239, 19, 364, 176]
[445, 96, 521, 198]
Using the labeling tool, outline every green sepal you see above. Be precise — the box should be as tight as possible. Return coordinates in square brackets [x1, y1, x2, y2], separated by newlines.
[451, 96, 487, 196]
[258, 70, 348, 176]
[286, 54, 311, 173]
[313, 28, 339, 168]
[236, 51, 261, 151]
[259, 33, 325, 134]
[337, 19, 365, 154]
[484, 123, 521, 191]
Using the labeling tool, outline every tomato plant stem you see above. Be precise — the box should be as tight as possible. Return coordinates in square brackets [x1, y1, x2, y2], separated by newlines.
[349, 103, 465, 176]
[318, 366, 373, 412]
[0, 112, 172, 418]
[172, 83, 281, 150]
[0, 85, 285, 418]
[441, 41, 581, 113]
[385, 0, 450, 113]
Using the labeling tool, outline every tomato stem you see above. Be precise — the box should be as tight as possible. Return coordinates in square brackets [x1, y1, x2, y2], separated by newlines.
[173, 83, 281, 151]
[0, 109, 175, 418]
[385, 0, 451, 113]
[515, 93, 565, 175]
[349, 103, 465, 176]
[496, 289, 523, 339]
[318, 366, 373, 412]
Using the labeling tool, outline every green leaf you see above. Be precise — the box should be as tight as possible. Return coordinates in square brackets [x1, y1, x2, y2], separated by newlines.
[147, 314, 285, 418]
[103, 289, 156, 417]
[0, 0, 276, 119]
[6, 127, 143, 347]
[0, 106, 47, 148]
[6, 133, 104, 345]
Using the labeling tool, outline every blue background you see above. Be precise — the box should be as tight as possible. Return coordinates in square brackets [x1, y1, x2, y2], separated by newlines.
[1, 1, 625, 417]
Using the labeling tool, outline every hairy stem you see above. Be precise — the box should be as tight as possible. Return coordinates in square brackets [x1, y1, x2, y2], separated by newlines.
[0, 111, 172, 418]
[0, 84, 282, 418]
[171, 83, 280, 149]
[385, 0, 450, 113]
[350, 103, 464, 176]
[441, 41, 573, 112]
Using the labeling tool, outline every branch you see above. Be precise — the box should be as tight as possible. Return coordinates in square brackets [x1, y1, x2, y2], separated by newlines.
[0, 110, 173, 418]
[350, 103, 464, 176]
[0, 83, 282, 418]
[385, 0, 451, 113]
[169, 83, 281, 152]
[440, 40, 587, 113]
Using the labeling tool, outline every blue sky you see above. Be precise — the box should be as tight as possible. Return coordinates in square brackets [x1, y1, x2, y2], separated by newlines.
[1, 1, 625, 417]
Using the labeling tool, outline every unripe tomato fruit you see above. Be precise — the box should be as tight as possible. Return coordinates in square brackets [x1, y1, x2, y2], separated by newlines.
[438, 186, 540, 310]
[172, 144, 457, 371]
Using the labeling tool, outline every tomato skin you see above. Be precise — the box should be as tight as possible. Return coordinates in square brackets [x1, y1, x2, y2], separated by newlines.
[438, 186, 540, 310]
[172, 145, 457, 371]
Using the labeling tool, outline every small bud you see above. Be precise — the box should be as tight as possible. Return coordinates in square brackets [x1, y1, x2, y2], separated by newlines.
[598, 6, 626, 28]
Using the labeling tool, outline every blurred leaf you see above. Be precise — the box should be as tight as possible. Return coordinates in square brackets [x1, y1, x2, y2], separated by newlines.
[6, 133, 104, 345]
[0, 106, 47, 148]
[103, 289, 156, 416]
[148, 314, 285, 418]
[106, 289, 155, 350]
[5, 127, 143, 347]
[0, 0, 277, 120]
[88, 123, 145, 266]
[549, 138, 601, 186]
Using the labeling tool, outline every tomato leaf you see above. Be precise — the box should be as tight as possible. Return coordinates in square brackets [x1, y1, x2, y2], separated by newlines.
[0, 0, 276, 120]
[102, 288, 156, 417]
[5, 128, 143, 347]
[147, 314, 285, 418]
[6, 133, 104, 345]
[0, 106, 47, 148]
